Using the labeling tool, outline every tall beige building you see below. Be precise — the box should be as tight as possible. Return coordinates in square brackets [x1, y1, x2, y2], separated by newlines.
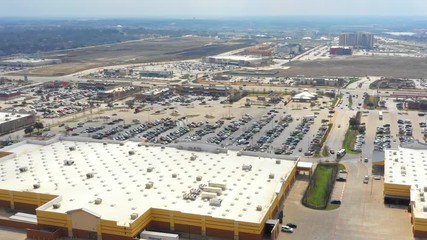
[339, 32, 374, 49]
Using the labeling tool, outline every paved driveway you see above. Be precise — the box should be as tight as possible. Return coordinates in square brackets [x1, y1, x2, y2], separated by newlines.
[279, 159, 413, 240]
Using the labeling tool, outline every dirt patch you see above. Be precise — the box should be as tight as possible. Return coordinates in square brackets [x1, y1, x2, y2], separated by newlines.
[23, 37, 251, 76]
[283, 56, 427, 78]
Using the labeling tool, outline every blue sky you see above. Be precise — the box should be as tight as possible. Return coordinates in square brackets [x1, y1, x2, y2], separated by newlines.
[1, 0, 426, 18]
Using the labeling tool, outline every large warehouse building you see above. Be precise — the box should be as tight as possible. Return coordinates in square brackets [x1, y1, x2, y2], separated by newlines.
[0, 139, 298, 240]
[383, 141, 427, 238]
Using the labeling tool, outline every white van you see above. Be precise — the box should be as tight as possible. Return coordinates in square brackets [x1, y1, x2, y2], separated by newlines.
[337, 149, 346, 158]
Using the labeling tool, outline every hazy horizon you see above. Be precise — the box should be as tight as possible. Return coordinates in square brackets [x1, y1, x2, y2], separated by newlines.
[1, 0, 427, 18]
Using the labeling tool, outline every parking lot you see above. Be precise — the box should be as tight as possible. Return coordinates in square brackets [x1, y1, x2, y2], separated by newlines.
[279, 161, 412, 240]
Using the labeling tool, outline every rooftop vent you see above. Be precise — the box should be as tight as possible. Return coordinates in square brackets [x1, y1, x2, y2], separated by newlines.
[145, 182, 154, 189]
[129, 150, 135, 156]
[209, 198, 222, 207]
[64, 160, 74, 166]
[256, 205, 263, 211]
[86, 173, 94, 179]
[69, 146, 76, 151]
[242, 164, 252, 171]
[94, 198, 102, 205]
[103, 143, 107, 146]
[53, 203, 61, 209]
[208, 182, 226, 190]
[130, 213, 139, 220]
[33, 183, 40, 189]
[19, 167, 28, 173]
[269, 173, 275, 179]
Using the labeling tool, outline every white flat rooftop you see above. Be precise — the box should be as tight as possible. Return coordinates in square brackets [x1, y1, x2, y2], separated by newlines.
[0, 140, 297, 227]
[384, 142, 427, 219]
[0, 112, 31, 124]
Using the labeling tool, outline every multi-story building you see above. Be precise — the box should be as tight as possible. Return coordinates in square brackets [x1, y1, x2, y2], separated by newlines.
[339, 32, 374, 49]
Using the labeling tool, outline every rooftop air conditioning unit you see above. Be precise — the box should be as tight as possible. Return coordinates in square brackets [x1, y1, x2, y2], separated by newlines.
[276, 160, 281, 164]
[190, 155, 197, 161]
[145, 182, 154, 189]
[69, 146, 76, 151]
[33, 183, 40, 189]
[236, 152, 242, 156]
[269, 173, 275, 179]
[64, 160, 74, 166]
[53, 203, 61, 209]
[120, 143, 124, 146]
[196, 176, 203, 181]
[103, 143, 107, 146]
[19, 167, 28, 173]
[138, 143, 143, 147]
[147, 167, 154, 172]
[129, 150, 135, 156]
[209, 198, 222, 207]
[86, 173, 94, 179]
[422, 196, 425, 202]
[242, 164, 252, 171]
[94, 198, 102, 205]
[256, 205, 262, 211]
[172, 173, 178, 178]
[130, 213, 139, 220]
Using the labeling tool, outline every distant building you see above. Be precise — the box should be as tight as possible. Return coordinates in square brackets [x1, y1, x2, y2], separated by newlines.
[0, 58, 61, 67]
[0, 111, 35, 135]
[292, 91, 318, 102]
[139, 71, 173, 79]
[339, 32, 374, 49]
[134, 88, 171, 102]
[203, 55, 266, 67]
[294, 77, 340, 86]
[174, 84, 231, 96]
[78, 80, 140, 102]
[0, 90, 21, 100]
[329, 46, 353, 55]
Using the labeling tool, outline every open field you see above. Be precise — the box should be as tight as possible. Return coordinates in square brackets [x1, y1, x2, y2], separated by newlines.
[23, 37, 252, 76]
[284, 56, 427, 78]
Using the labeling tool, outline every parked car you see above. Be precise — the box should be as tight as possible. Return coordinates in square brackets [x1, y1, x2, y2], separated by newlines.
[286, 223, 297, 229]
[330, 200, 341, 205]
[281, 225, 294, 233]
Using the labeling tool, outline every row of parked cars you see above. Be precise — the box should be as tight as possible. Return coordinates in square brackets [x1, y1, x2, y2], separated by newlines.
[398, 119, 413, 136]
[207, 116, 252, 145]
[374, 124, 391, 152]
[235, 112, 278, 147]
[306, 124, 329, 156]
[158, 127, 190, 144]
[185, 120, 224, 142]
[353, 133, 366, 152]
[275, 119, 312, 155]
